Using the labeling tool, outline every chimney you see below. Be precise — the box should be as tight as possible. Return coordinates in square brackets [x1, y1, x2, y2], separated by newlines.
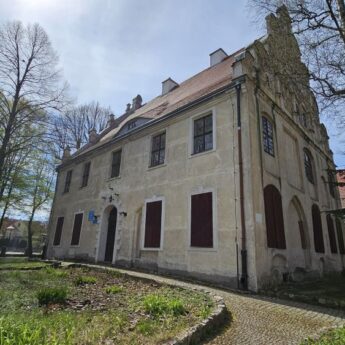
[62, 145, 71, 162]
[209, 48, 227, 67]
[107, 113, 116, 127]
[162, 78, 179, 95]
[88, 128, 98, 144]
[132, 94, 142, 111]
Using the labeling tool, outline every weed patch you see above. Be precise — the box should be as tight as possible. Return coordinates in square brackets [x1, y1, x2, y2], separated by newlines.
[105, 285, 123, 294]
[74, 275, 97, 286]
[37, 287, 67, 306]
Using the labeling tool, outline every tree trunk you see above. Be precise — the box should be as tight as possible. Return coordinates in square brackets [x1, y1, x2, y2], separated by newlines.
[27, 211, 35, 258]
[0, 184, 13, 231]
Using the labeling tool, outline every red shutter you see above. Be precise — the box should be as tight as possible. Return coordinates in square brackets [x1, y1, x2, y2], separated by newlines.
[53, 217, 64, 246]
[336, 218, 345, 254]
[326, 215, 337, 253]
[191, 192, 213, 247]
[71, 213, 83, 245]
[144, 201, 162, 248]
[312, 204, 325, 253]
[264, 185, 286, 249]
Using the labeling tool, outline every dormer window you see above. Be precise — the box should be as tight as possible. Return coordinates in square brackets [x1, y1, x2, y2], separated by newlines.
[127, 121, 137, 130]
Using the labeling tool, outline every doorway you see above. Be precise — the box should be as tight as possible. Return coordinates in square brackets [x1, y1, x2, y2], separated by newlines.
[104, 207, 117, 262]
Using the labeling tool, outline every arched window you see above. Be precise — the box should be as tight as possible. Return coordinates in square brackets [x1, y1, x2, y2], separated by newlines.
[264, 185, 286, 249]
[262, 116, 274, 156]
[311, 204, 324, 253]
[326, 214, 337, 253]
[336, 218, 345, 254]
[304, 149, 314, 184]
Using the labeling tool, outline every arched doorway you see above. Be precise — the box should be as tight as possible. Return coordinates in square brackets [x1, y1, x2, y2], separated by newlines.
[104, 207, 117, 262]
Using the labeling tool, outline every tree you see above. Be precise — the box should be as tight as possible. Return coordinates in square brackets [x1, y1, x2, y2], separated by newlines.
[49, 101, 112, 158]
[24, 152, 54, 257]
[248, 0, 345, 112]
[0, 21, 68, 199]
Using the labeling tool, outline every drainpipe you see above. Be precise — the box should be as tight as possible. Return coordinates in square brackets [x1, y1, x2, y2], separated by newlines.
[236, 83, 248, 290]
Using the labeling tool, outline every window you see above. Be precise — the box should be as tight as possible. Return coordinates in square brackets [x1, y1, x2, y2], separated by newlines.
[304, 149, 314, 184]
[53, 217, 64, 246]
[336, 218, 345, 254]
[150, 132, 166, 167]
[111, 150, 122, 178]
[326, 214, 337, 253]
[264, 185, 286, 249]
[193, 114, 213, 154]
[328, 171, 335, 198]
[127, 121, 136, 130]
[311, 204, 325, 253]
[191, 192, 213, 248]
[144, 200, 163, 248]
[71, 213, 83, 246]
[81, 162, 91, 188]
[64, 170, 72, 193]
[262, 116, 274, 156]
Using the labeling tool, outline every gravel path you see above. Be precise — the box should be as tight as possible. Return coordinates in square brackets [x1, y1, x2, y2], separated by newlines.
[65, 263, 345, 345]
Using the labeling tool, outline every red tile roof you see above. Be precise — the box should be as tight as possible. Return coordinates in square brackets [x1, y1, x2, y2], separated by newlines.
[71, 48, 244, 159]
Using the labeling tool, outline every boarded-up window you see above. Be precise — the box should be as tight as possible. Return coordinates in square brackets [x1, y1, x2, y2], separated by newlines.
[81, 162, 91, 188]
[150, 132, 166, 167]
[336, 218, 345, 254]
[326, 214, 338, 253]
[64, 170, 72, 193]
[53, 217, 64, 246]
[193, 114, 213, 154]
[264, 185, 286, 249]
[312, 204, 325, 253]
[298, 220, 307, 249]
[144, 200, 162, 248]
[111, 150, 122, 178]
[71, 213, 83, 246]
[262, 116, 274, 156]
[191, 192, 213, 247]
[304, 149, 314, 184]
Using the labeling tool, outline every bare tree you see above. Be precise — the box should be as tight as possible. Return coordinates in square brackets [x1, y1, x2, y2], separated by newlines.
[248, 0, 345, 112]
[0, 21, 68, 198]
[49, 101, 112, 157]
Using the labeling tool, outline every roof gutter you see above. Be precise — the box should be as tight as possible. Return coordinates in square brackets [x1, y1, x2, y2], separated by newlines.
[58, 75, 246, 171]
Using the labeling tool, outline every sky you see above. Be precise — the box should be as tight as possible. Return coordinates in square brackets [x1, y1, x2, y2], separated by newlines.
[0, 0, 344, 165]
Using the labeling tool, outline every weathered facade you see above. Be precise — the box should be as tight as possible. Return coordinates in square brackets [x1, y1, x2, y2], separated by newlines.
[47, 7, 345, 291]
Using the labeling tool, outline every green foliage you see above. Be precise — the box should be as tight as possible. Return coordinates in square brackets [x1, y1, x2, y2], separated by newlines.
[301, 327, 345, 345]
[105, 285, 123, 294]
[136, 319, 155, 335]
[74, 275, 97, 286]
[143, 294, 186, 317]
[36, 287, 67, 306]
[44, 267, 68, 278]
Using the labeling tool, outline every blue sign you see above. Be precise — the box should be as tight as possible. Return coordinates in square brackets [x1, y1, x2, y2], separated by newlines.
[88, 210, 94, 221]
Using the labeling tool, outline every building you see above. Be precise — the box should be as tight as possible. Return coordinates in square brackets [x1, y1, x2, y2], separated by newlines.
[47, 6, 345, 291]
[337, 170, 345, 209]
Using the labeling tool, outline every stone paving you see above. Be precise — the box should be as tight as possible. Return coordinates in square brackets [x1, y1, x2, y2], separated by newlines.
[65, 263, 345, 345]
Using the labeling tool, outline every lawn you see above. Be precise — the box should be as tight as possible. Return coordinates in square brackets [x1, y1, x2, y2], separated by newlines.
[301, 327, 345, 345]
[0, 264, 215, 345]
[0, 257, 51, 270]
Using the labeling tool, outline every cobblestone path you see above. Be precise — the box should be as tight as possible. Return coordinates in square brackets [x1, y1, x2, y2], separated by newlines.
[66, 263, 345, 345]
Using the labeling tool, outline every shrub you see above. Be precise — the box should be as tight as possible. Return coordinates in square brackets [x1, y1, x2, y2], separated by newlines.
[74, 275, 97, 286]
[36, 287, 67, 306]
[143, 294, 186, 317]
[105, 285, 123, 294]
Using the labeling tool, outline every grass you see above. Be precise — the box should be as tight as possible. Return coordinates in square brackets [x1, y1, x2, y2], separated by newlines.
[0, 266, 214, 345]
[0, 257, 49, 270]
[74, 275, 97, 286]
[301, 327, 345, 344]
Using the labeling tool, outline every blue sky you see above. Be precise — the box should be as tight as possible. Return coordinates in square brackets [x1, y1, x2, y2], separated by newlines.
[1, 0, 344, 169]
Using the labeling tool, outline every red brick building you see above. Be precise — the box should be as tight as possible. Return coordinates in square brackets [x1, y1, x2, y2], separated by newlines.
[337, 169, 345, 208]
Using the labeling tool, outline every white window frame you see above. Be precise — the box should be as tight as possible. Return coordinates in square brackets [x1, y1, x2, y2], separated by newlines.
[141, 196, 165, 251]
[148, 128, 168, 169]
[70, 211, 84, 247]
[189, 108, 217, 158]
[52, 215, 64, 247]
[108, 147, 123, 180]
[188, 188, 218, 251]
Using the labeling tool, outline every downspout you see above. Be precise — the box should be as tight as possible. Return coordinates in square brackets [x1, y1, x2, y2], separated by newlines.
[236, 83, 248, 290]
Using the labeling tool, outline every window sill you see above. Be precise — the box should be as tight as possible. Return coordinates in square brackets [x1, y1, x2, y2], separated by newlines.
[189, 148, 215, 159]
[107, 176, 121, 182]
[147, 163, 166, 171]
[70, 244, 80, 248]
[140, 247, 163, 251]
[188, 246, 217, 252]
